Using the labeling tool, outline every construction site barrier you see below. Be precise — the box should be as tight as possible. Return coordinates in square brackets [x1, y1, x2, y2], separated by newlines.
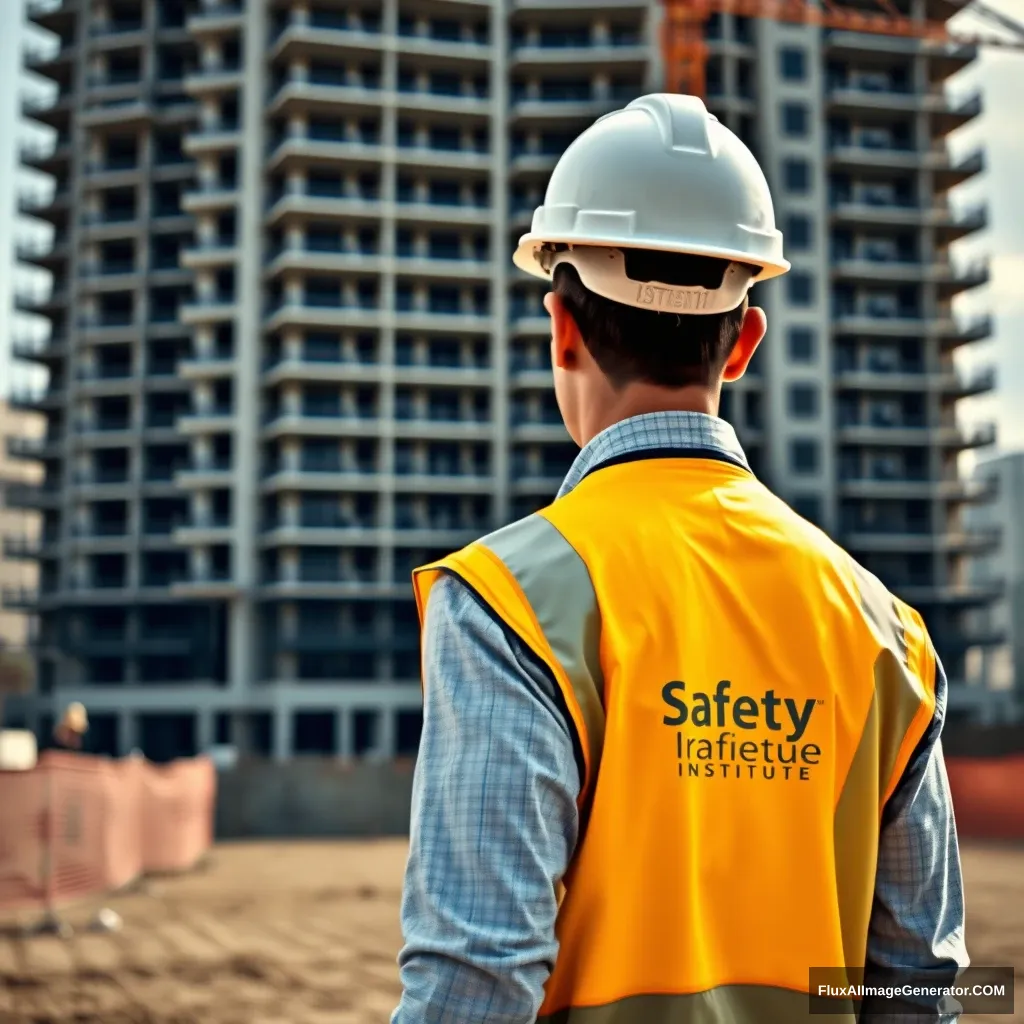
[945, 755, 1024, 840]
[0, 752, 215, 913]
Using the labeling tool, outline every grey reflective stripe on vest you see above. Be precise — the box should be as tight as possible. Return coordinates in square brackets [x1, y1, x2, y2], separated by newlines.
[832, 560, 931, 971]
[537, 986, 856, 1024]
[479, 514, 606, 780]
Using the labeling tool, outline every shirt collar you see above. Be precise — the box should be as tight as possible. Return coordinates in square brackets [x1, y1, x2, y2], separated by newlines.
[557, 410, 750, 499]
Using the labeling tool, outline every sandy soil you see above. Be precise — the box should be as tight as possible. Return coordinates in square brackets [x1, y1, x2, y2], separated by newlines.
[0, 840, 1020, 1023]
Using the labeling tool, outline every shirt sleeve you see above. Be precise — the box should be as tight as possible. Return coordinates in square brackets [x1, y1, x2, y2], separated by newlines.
[863, 655, 970, 1021]
[391, 572, 582, 1024]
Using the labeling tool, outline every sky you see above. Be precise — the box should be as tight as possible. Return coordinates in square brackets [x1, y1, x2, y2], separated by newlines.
[0, 0, 1022, 450]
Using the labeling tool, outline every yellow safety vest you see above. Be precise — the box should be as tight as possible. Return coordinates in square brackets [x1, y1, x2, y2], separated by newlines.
[413, 450, 937, 1023]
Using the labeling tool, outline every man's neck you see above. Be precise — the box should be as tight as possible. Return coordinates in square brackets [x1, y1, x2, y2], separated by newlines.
[581, 384, 719, 446]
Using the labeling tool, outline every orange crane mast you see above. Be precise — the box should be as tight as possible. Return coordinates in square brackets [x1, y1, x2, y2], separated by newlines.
[663, 0, 1024, 99]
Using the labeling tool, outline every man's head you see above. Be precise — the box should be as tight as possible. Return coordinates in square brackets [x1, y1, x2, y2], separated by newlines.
[544, 247, 767, 446]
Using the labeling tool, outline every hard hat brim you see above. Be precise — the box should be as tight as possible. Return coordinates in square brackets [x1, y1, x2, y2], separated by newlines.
[513, 234, 791, 284]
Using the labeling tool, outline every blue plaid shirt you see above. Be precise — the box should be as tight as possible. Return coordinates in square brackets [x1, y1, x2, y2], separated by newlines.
[392, 411, 968, 1023]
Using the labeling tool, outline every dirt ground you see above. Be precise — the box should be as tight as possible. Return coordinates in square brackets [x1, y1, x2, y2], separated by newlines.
[0, 840, 1020, 1023]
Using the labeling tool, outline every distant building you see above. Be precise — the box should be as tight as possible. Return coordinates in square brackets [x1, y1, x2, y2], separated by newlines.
[965, 452, 1024, 721]
[12, 0, 1000, 761]
[0, 399, 44, 659]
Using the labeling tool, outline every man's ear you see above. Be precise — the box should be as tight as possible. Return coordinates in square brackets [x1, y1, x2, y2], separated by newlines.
[545, 291, 584, 371]
[722, 306, 767, 382]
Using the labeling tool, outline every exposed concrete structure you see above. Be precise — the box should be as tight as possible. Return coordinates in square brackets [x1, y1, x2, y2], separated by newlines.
[10, 0, 997, 759]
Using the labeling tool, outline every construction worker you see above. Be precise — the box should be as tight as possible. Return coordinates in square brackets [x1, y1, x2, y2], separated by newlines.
[392, 95, 967, 1023]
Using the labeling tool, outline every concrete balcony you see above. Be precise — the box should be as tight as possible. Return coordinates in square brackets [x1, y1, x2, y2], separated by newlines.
[260, 468, 494, 496]
[172, 570, 239, 599]
[177, 353, 237, 380]
[9, 386, 65, 412]
[3, 535, 56, 561]
[841, 527, 1001, 555]
[176, 408, 235, 434]
[393, 363, 492, 387]
[831, 257, 988, 290]
[894, 581, 1002, 608]
[509, 94, 622, 123]
[834, 421, 995, 448]
[184, 64, 243, 96]
[260, 579, 409, 600]
[180, 240, 241, 269]
[183, 122, 242, 156]
[173, 518, 234, 545]
[263, 301, 383, 333]
[175, 461, 234, 488]
[264, 248, 384, 278]
[269, 21, 385, 64]
[829, 200, 987, 242]
[77, 319, 140, 344]
[182, 182, 240, 213]
[395, 141, 492, 174]
[0, 587, 41, 611]
[393, 253, 491, 282]
[78, 265, 144, 293]
[510, 39, 647, 70]
[396, 30, 491, 63]
[509, 150, 561, 175]
[80, 98, 152, 129]
[510, 420, 571, 443]
[394, 417, 495, 443]
[71, 424, 136, 448]
[936, 314, 992, 349]
[826, 85, 981, 126]
[266, 135, 386, 172]
[20, 136, 73, 174]
[6, 434, 62, 460]
[261, 357, 382, 387]
[392, 307, 494, 334]
[265, 192, 384, 225]
[833, 365, 995, 397]
[179, 296, 239, 324]
[259, 523, 479, 549]
[71, 471, 134, 497]
[24, 38, 77, 75]
[13, 285, 69, 314]
[510, 367, 554, 389]
[12, 333, 67, 363]
[4, 483, 63, 510]
[260, 412, 386, 441]
[186, 3, 244, 36]
[393, 198, 492, 227]
[510, 314, 550, 337]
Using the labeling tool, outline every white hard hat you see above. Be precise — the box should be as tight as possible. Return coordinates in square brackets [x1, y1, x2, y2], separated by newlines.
[513, 93, 790, 314]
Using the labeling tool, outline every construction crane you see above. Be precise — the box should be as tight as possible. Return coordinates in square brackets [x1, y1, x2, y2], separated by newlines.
[664, 0, 1024, 99]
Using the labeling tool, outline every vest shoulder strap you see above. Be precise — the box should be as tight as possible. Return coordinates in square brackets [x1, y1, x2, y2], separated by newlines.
[413, 513, 606, 800]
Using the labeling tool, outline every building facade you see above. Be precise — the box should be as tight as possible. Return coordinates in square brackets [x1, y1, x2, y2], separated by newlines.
[10, 0, 996, 761]
[0, 402, 44, 658]
[965, 452, 1024, 721]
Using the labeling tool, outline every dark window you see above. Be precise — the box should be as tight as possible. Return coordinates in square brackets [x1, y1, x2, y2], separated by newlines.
[292, 711, 336, 755]
[780, 47, 807, 81]
[353, 711, 378, 756]
[785, 214, 812, 250]
[788, 384, 819, 419]
[396, 710, 423, 756]
[790, 439, 819, 475]
[783, 158, 811, 193]
[788, 327, 816, 363]
[787, 272, 814, 305]
[782, 102, 808, 137]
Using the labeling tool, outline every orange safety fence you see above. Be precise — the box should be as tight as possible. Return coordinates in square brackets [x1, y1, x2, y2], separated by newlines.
[0, 752, 215, 913]
[946, 755, 1024, 841]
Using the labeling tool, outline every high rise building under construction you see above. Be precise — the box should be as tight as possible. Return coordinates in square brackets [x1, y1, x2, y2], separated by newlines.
[7, 0, 1000, 760]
